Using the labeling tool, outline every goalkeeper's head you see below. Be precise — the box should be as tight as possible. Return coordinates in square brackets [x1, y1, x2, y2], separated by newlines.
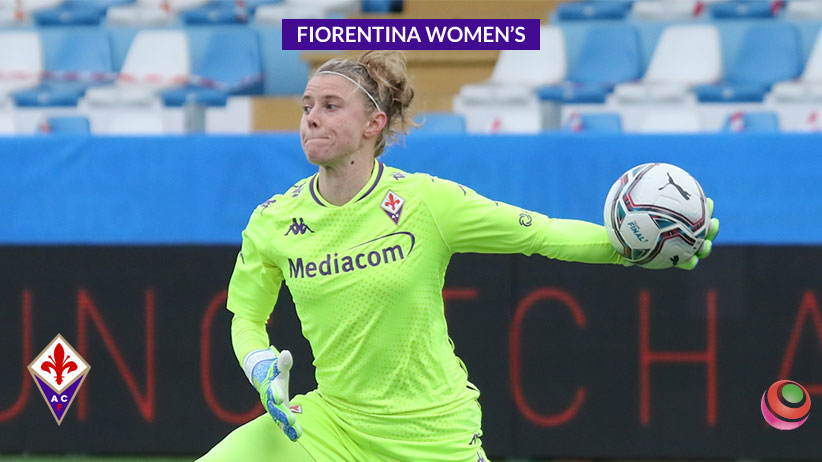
[300, 51, 417, 166]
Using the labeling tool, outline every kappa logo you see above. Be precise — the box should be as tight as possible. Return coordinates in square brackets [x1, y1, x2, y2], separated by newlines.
[291, 182, 306, 198]
[381, 191, 405, 225]
[259, 198, 276, 215]
[28, 334, 90, 425]
[285, 218, 314, 236]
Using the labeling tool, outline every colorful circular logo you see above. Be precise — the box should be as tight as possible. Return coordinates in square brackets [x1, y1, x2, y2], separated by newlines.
[761, 380, 810, 430]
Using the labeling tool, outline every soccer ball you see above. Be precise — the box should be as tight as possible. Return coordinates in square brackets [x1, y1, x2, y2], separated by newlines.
[603, 163, 709, 269]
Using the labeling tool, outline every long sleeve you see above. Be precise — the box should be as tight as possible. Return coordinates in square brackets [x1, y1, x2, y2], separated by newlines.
[226, 213, 284, 366]
[420, 175, 626, 264]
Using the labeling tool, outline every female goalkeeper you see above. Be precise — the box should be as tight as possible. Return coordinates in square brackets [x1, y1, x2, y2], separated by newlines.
[198, 50, 718, 462]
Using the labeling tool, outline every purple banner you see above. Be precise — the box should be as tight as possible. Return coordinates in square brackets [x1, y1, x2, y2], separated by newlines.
[282, 19, 541, 50]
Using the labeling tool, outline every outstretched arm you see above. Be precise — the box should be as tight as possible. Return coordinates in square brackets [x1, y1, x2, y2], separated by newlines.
[420, 175, 626, 264]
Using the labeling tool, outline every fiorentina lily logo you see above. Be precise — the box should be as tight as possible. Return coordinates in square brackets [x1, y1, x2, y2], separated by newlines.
[380, 190, 405, 225]
[28, 334, 90, 425]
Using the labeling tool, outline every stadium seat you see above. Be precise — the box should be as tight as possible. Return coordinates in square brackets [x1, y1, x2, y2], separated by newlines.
[82, 30, 190, 108]
[105, 0, 209, 25]
[556, 0, 632, 20]
[710, 0, 784, 18]
[610, 24, 721, 104]
[361, 0, 401, 13]
[180, 0, 279, 24]
[34, 0, 133, 25]
[414, 112, 466, 133]
[179, 0, 246, 24]
[0, 32, 43, 100]
[38, 115, 91, 134]
[563, 112, 622, 133]
[537, 24, 640, 104]
[12, 30, 114, 107]
[453, 26, 566, 133]
[695, 24, 801, 102]
[630, 0, 707, 20]
[458, 25, 566, 99]
[254, 0, 358, 24]
[768, 28, 822, 103]
[161, 29, 263, 107]
[722, 111, 780, 132]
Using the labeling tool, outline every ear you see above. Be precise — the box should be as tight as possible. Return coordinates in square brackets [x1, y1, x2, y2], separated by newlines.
[363, 111, 387, 139]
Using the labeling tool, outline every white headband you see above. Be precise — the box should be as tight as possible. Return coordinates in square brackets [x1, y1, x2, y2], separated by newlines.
[317, 70, 381, 112]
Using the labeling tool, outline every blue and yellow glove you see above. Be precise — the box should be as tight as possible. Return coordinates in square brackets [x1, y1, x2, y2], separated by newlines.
[244, 347, 302, 441]
[678, 197, 720, 270]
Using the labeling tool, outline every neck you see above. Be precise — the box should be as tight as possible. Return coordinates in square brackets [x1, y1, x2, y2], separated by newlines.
[317, 154, 376, 206]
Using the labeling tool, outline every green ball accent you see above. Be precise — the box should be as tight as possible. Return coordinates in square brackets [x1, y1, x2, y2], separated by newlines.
[782, 383, 804, 404]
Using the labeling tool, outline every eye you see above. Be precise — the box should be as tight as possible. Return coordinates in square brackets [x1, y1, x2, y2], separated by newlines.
[326, 103, 338, 110]
[302, 105, 312, 114]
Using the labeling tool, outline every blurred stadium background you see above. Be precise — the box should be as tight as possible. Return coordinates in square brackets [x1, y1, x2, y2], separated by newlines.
[3, 0, 822, 134]
[1, 0, 821, 461]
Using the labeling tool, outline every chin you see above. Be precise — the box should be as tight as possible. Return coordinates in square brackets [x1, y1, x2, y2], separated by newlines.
[304, 149, 333, 166]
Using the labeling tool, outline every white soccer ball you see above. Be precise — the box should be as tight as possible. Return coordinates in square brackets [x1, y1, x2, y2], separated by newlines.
[603, 163, 710, 269]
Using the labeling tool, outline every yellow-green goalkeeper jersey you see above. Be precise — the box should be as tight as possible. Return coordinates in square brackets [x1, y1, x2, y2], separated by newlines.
[227, 159, 624, 438]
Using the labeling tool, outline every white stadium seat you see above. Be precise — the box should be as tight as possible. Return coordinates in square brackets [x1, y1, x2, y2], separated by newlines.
[610, 24, 722, 104]
[83, 30, 190, 108]
[453, 26, 566, 133]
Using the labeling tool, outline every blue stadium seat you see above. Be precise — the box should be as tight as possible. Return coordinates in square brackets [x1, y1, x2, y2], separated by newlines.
[34, 0, 134, 25]
[361, 0, 402, 12]
[710, 0, 784, 19]
[12, 30, 114, 107]
[180, 2, 247, 24]
[39, 116, 91, 134]
[695, 24, 801, 102]
[557, 0, 633, 20]
[537, 24, 641, 103]
[180, 0, 280, 24]
[563, 112, 622, 133]
[415, 112, 466, 133]
[161, 29, 263, 107]
[722, 111, 780, 132]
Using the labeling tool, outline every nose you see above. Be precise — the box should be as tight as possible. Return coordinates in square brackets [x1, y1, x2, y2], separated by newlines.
[304, 106, 320, 128]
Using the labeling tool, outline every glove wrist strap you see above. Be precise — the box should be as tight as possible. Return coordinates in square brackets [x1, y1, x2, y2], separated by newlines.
[243, 347, 277, 388]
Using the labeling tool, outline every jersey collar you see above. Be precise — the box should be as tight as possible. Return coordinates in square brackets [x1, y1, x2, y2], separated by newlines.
[309, 159, 384, 208]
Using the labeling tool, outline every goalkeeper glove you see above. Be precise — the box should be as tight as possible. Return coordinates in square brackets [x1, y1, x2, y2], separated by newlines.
[244, 347, 302, 441]
[678, 197, 720, 270]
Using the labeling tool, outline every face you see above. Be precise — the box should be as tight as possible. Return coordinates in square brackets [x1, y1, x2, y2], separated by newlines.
[300, 74, 382, 167]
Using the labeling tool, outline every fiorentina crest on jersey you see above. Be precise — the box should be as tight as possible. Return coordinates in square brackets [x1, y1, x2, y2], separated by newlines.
[28, 334, 90, 425]
[381, 190, 405, 224]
